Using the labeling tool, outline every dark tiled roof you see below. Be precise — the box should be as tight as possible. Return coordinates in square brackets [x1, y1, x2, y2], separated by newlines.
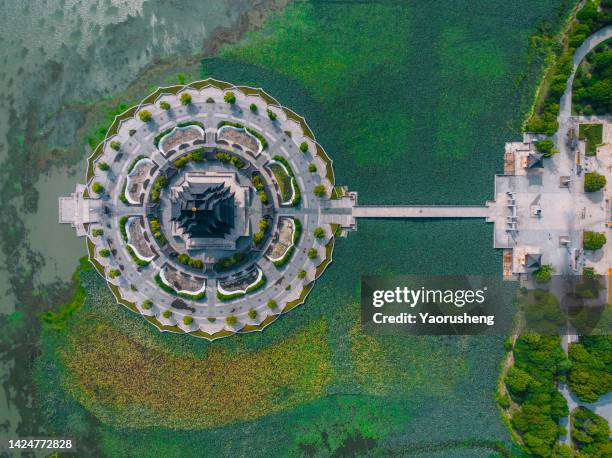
[171, 181, 235, 239]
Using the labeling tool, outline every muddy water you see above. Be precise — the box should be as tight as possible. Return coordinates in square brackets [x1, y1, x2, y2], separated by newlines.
[0, 0, 270, 446]
[1, 0, 257, 302]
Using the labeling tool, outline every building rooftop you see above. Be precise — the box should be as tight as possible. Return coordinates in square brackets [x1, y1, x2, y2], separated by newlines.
[171, 181, 235, 239]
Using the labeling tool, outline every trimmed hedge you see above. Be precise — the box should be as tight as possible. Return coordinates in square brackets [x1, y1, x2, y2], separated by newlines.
[125, 244, 150, 267]
[154, 127, 174, 147]
[214, 252, 246, 272]
[178, 290, 206, 301]
[119, 180, 129, 204]
[176, 253, 203, 269]
[153, 272, 205, 300]
[150, 175, 168, 202]
[217, 274, 267, 301]
[173, 148, 205, 168]
[272, 155, 301, 206]
[154, 272, 176, 295]
[273, 246, 295, 268]
[216, 152, 246, 169]
[273, 218, 301, 268]
[149, 217, 167, 245]
[127, 155, 147, 173]
[177, 120, 204, 129]
[119, 216, 129, 242]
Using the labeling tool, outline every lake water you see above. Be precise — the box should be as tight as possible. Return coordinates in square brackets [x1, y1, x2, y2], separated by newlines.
[0, 0, 260, 447]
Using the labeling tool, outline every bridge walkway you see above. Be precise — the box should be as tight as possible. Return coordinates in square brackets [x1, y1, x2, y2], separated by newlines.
[352, 205, 490, 218]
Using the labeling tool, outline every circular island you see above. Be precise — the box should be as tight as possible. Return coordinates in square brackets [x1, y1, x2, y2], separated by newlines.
[59, 79, 341, 339]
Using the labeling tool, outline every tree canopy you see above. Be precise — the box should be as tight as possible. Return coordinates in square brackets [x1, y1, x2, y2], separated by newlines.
[568, 336, 612, 403]
[584, 172, 606, 192]
[571, 407, 611, 456]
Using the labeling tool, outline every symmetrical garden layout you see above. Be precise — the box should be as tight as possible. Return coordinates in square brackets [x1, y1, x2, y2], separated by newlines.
[59, 79, 345, 339]
[60, 49, 612, 339]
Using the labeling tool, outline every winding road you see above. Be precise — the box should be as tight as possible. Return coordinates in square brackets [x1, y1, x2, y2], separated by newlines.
[555, 24, 612, 446]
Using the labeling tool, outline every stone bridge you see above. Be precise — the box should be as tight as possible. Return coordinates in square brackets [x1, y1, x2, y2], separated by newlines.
[352, 205, 490, 218]
[320, 192, 494, 232]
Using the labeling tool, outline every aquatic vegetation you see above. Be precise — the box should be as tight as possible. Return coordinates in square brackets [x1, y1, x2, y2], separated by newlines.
[31, 0, 570, 455]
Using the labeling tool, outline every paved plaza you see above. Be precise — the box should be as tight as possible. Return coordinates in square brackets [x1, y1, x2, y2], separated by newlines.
[60, 80, 338, 339]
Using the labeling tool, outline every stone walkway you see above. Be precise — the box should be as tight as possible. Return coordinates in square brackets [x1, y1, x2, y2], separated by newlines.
[353, 205, 489, 218]
[61, 82, 336, 337]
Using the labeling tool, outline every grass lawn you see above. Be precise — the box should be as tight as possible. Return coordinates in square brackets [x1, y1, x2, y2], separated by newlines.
[579, 123, 603, 156]
[269, 163, 293, 203]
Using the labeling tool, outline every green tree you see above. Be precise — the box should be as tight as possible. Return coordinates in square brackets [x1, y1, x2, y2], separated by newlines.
[98, 161, 110, 171]
[180, 92, 192, 105]
[160, 101, 171, 110]
[92, 182, 104, 194]
[571, 407, 611, 456]
[253, 231, 264, 244]
[249, 103, 258, 112]
[313, 184, 326, 198]
[584, 172, 606, 192]
[108, 268, 121, 279]
[298, 270, 306, 279]
[183, 316, 193, 325]
[110, 140, 121, 151]
[224, 92, 236, 104]
[313, 227, 325, 238]
[300, 141, 308, 153]
[308, 248, 318, 259]
[267, 300, 277, 310]
[568, 336, 612, 402]
[505, 366, 532, 401]
[267, 109, 277, 121]
[92, 229, 104, 237]
[535, 139, 558, 157]
[533, 264, 554, 283]
[583, 231, 606, 250]
[138, 110, 152, 122]
[308, 163, 317, 172]
[99, 249, 110, 257]
[248, 309, 257, 319]
[226, 315, 237, 326]
[162, 310, 172, 319]
[142, 300, 153, 309]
